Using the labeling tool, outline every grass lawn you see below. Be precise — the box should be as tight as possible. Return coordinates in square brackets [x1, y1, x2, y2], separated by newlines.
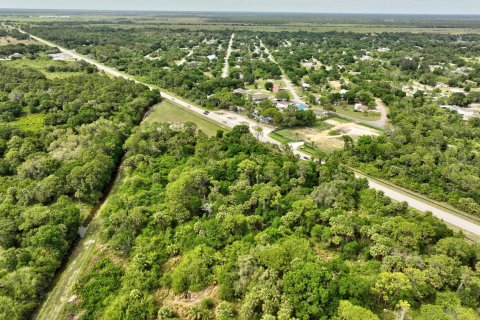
[11, 113, 45, 132]
[247, 79, 284, 90]
[335, 105, 381, 121]
[269, 131, 293, 143]
[145, 100, 226, 136]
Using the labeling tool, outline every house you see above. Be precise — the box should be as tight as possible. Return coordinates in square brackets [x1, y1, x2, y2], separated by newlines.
[435, 82, 449, 88]
[276, 101, 290, 109]
[252, 93, 269, 102]
[234, 88, 250, 95]
[302, 83, 311, 89]
[207, 54, 217, 61]
[187, 61, 198, 69]
[272, 85, 286, 92]
[441, 105, 476, 119]
[354, 103, 363, 112]
[49, 52, 71, 61]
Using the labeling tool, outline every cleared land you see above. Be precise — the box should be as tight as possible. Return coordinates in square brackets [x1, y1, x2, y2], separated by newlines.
[10, 113, 45, 131]
[275, 117, 380, 152]
[144, 101, 224, 136]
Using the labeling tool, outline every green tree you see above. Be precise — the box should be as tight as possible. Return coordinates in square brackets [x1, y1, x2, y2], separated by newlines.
[283, 262, 336, 319]
[334, 300, 379, 320]
[265, 82, 274, 91]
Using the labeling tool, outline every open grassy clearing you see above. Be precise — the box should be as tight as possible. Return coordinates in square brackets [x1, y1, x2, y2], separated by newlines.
[10, 113, 45, 131]
[144, 100, 226, 136]
[334, 104, 381, 121]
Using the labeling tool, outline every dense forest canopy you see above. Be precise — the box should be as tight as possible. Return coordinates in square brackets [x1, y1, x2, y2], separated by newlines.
[62, 124, 480, 320]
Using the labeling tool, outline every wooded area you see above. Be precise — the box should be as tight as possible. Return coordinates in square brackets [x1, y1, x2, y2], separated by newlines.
[61, 124, 480, 320]
[0, 63, 160, 318]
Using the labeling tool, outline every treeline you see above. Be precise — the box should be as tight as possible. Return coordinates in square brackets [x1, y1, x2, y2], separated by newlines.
[0, 43, 50, 57]
[64, 124, 480, 320]
[0, 64, 160, 319]
[45, 60, 97, 74]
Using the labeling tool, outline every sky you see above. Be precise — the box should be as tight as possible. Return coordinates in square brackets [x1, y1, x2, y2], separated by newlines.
[0, 0, 479, 15]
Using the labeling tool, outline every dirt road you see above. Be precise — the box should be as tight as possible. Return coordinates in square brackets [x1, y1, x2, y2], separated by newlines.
[260, 39, 306, 104]
[222, 33, 235, 78]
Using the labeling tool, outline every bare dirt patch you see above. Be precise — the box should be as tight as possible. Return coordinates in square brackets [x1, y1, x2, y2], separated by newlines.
[329, 80, 342, 90]
[324, 119, 380, 137]
[155, 285, 219, 318]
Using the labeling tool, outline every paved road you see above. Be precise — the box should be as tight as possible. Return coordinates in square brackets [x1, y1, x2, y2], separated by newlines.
[222, 33, 235, 78]
[22, 29, 480, 236]
[360, 173, 480, 236]
[261, 37, 388, 129]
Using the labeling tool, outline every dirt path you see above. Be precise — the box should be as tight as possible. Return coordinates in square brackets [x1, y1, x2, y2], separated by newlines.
[33, 167, 124, 320]
[222, 33, 235, 78]
[260, 39, 306, 105]
[177, 49, 193, 66]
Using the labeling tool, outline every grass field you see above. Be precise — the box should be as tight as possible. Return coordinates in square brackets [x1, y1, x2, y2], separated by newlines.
[11, 113, 45, 131]
[275, 119, 334, 141]
[335, 105, 381, 121]
[144, 100, 226, 136]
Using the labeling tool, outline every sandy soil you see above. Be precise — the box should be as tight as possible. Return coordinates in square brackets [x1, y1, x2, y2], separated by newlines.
[324, 119, 380, 137]
[329, 80, 342, 90]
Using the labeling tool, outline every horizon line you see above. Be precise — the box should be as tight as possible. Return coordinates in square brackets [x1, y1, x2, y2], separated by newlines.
[1, 8, 480, 16]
